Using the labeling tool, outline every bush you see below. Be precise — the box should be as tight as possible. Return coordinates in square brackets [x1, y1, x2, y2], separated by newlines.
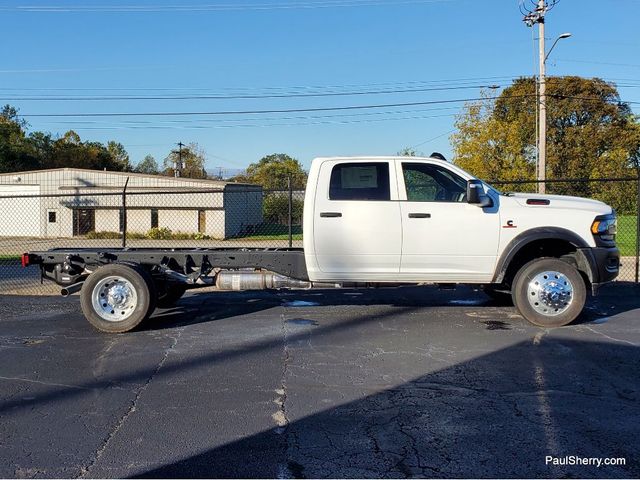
[85, 228, 212, 241]
[263, 194, 304, 225]
[146, 227, 173, 240]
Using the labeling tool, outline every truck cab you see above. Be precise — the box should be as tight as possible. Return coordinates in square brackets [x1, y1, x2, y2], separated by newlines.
[304, 156, 619, 325]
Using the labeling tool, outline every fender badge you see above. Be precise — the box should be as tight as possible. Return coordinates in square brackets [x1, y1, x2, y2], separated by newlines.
[503, 220, 517, 229]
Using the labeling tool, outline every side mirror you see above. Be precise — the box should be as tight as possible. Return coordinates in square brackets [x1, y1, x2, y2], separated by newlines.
[467, 179, 493, 208]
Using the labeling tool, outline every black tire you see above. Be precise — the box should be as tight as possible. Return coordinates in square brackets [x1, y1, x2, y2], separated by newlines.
[80, 263, 157, 333]
[511, 257, 586, 328]
[156, 284, 187, 308]
[482, 285, 513, 306]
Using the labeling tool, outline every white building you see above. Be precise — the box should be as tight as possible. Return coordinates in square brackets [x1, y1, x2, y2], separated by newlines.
[0, 168, 263, 239]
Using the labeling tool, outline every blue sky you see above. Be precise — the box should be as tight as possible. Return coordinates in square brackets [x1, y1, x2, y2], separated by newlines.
[1, 0, 638, 172]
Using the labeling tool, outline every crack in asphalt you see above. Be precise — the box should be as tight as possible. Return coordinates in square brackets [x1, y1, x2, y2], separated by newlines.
[274, 312, 295, 479]
[0, 376, 93, 391]
[582, 326, 639, 347]
[77, 329, 183, 479]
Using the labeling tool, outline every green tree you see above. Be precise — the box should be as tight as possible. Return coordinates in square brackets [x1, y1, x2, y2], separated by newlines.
[231, 153, 307, 190]
[107, 141, 131, 171]
[452, 77, 640, 210]
[398, 147, 423, 157]
[163, 143, 207, 179]
[136, 154, 159, 174]
[263, 194, 304, 225]
[0, 105, 39, 172]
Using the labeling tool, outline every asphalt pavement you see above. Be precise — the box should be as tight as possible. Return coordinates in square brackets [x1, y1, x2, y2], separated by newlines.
[0, 284, 639, 478]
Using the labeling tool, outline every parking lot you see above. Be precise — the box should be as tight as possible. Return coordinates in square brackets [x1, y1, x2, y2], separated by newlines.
[1, 284, 638, 478]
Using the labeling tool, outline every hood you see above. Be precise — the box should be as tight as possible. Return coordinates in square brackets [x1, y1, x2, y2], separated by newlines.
[507, 192, 613, 215]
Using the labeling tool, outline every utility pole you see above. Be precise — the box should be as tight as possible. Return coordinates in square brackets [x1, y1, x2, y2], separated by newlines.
[538, 0, 547, 194]
[175, 141, 184, 178]
[521, 0, 566, 194]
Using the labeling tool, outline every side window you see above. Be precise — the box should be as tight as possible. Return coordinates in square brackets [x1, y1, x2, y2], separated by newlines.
[402, 163, 466, 202]
[329, 162, 390, 201]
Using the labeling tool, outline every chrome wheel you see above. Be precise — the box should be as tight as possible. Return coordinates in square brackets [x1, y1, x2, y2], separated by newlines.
[91, 275, 138, 322]
[527, 270, 573, 316]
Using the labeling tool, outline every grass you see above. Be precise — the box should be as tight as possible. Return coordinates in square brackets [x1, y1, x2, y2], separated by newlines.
[0, 254, 20, 260]
[233, 223, 303, 241]
[238, 234, 303, 241]
[617, 215, 637, 257]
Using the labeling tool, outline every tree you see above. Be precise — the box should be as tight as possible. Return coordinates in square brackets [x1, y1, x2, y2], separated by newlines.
[452, 77, 640, 209]
[231, 153, 307, 190]
[0, 104, 141, 173]
[398, 147, 423, 157]
[163, 142, 207, 179]
[107, 141, 132, 171]
[0, 105, 39, 172]
[136, 154, 159, 174]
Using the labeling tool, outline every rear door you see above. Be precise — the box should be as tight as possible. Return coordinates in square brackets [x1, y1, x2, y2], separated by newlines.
[313, 160, 401, 276]
[398, 161, 500, 281]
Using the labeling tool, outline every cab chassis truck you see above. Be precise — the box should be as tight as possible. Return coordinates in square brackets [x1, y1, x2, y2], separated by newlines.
[22, 156, 620, 333]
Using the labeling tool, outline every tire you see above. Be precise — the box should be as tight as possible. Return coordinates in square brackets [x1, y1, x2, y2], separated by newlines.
[482, 285, 513, 306]
[156, 284, 187, 308]
[511, 257, 586, 328]
[80, 264, 157, 333]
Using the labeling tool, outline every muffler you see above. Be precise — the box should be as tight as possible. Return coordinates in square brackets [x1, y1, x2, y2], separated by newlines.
[216, 271, 312, 291]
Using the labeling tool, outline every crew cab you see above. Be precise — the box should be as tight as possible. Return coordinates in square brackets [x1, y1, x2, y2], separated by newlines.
[23, 156, 620, 333]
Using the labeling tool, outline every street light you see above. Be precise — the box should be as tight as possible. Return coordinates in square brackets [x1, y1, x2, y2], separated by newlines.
[538, 31, 571, 193]
[545, 32, 572, 62]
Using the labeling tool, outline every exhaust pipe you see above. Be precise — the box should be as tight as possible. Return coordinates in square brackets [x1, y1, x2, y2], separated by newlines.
[216, 271, 312, 291]
[61, 282, 84, 297]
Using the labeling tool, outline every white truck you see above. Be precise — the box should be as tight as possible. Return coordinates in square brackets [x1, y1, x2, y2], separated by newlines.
[23, 156, 620, 333]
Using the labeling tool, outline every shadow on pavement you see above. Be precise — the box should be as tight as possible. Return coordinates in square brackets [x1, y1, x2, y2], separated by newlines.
[144, 283, 640, 332]
[134, 338, 640, 478]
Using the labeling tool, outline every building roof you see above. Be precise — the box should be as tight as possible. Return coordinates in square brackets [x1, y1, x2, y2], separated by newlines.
[0, 167, 255, 186]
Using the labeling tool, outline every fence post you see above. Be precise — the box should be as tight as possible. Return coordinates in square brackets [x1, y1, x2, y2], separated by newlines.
[288, 174, 293, 248]
[122, 177, 129, 248]
[636, 174, 640, 283]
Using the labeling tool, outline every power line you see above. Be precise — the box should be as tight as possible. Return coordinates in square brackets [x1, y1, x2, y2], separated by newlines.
[0, 83, 505, 101]
[0, 0, 455, 12]
[409, 129, 457, 149]
[19, 93, 638, 118]
[17, 95, 526, 118]
[34, 112, 460, 131]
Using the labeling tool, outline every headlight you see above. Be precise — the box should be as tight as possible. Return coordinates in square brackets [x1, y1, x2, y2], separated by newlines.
[591, 214, 617, 241]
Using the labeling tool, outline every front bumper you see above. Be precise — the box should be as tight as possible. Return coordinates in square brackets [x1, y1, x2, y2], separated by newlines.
[577, 246, 620, 294]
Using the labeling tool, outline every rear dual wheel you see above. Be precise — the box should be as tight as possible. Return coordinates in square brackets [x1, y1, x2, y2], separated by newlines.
[80, 264, 157, 333]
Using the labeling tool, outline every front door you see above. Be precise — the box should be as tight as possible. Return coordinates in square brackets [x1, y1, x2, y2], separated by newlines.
[398, 161, 500, 282]
[313, 160, 401, 277]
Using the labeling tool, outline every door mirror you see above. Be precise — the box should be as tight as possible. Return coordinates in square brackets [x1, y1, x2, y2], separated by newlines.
[467, 179, 493, 207]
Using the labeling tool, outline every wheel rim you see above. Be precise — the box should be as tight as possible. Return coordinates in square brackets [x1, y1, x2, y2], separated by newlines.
[527, 270, 574, 316]
[91, 276, 138, 322]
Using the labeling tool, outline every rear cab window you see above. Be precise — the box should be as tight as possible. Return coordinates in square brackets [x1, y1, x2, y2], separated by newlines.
[329, 162, 390, 201]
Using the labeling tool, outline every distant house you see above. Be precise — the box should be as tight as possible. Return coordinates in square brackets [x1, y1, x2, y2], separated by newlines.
[0, 168, 262, 239]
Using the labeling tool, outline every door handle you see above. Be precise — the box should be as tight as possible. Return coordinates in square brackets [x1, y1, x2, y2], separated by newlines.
[408, 213, 431, 218]
[320, 212, 342, 218]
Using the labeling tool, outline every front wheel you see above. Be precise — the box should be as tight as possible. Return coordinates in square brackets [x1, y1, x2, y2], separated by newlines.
[512, 257, 586, 328]
[80, 264, 157, 333]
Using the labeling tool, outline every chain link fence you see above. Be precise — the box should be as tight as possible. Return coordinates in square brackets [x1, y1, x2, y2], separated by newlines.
[0, 174, 637, 295]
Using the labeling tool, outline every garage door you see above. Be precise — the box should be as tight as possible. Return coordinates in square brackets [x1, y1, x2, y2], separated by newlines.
[0, 185, 41, 237]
